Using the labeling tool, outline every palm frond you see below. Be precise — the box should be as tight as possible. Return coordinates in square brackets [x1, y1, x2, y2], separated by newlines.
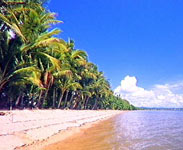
[37, 29, 61, 42]
[40, 13, 63, 25]
[36, 38, 60, 48]
[81, 90, 91, 97]
[82, 71, 97, 79]
[71, 50, 88, 59]
[53, 70, 72, 78]
[13, 66, 40, 75]
[11, 23, 26, 41]
[24, 76, 43, 87]
[0, 14, 11, 25]
[38, 52, 61, 70]
[66, 82, 82, 90]
[77, 59, 87, 66]
[43, 20, 62, 26]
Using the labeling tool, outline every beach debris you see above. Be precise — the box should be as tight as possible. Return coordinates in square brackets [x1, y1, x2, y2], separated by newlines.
[0, 112, 5, 116]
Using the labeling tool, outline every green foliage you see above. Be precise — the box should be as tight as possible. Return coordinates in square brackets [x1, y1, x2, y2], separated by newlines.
[103, 95, 137, 110]
[0, 0, 136, 110]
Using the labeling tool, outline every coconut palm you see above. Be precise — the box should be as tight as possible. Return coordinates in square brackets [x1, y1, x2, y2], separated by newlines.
[0, 1, 136, 110]
[0, 0, 63, 70]
[88, 72, 111, 110]
[0, 28, 23, 108]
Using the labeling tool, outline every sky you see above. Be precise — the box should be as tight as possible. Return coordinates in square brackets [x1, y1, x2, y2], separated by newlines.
[48, 0, 183, 108]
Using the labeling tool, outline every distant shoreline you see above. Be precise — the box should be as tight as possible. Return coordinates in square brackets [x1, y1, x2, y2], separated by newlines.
[139, 107, 183, 111]
[0, 109, 125, 150]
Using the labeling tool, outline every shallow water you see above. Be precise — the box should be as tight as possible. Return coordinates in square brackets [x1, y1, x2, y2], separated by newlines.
[45, 111, 183, 150]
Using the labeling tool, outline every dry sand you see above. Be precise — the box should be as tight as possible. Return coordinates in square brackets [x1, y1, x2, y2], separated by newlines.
[0, 109, 123, 150]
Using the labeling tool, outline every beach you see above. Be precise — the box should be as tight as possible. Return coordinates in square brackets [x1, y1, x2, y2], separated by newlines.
[0, 109, 123, 150]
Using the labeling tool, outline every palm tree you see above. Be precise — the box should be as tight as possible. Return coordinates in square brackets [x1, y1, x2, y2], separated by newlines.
[0, 0, 64, 108]
[0, 0, 63, 70]
[0, 28, 23, 108]
[55, 68, 82, 109]
[0, 1, 136, 110]
[88, 72, 111, 110]
[55, 39, 88, 109]
[63, 81, 82, 108]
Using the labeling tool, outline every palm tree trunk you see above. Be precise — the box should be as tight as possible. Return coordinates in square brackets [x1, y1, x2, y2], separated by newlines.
[84, 96, 90, 109]
[15, 94, 22, 107]
[41, 89, 49, 108]
[37, 90, 43, 108]
[52, 88, 56, 108]
[31, 94, 34, 109]
[9, 97, 13, 110]
[92, 99, 98, 110]
[41, 80, 52, 108]
[63, 90, 69, 108]
[20, 94, 24, 108]
[57, 89, 65, 109]
[69, 92, 74, 109]
[77, 101, 82, 110]
[73, 101, 79, 109]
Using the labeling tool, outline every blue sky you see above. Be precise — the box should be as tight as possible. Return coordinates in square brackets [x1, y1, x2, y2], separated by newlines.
[48, 0, 183, 107]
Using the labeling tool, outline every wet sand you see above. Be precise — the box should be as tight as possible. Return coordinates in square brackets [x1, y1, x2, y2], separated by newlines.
[0, 109, 124, 150]
[41, 114, 119, 150]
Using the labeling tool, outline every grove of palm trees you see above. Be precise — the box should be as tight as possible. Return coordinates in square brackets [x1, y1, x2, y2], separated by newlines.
[0, 0, 136, 110]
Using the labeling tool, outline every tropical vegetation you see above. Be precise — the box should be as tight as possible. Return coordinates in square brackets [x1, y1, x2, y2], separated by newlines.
[0, 0, 136, 110]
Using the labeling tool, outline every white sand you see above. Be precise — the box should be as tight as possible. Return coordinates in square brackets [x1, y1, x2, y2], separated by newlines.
[0, 109, 122, 150]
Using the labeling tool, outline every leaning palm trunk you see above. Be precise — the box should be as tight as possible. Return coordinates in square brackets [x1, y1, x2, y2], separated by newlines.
[41, 80, 52, 108]
[63, 90, 69, 108]
[57, 89, 65, 108]
[9, 97, 13, 110]
[52, 88, 56, 108]
[37, 90, 44, 108]
[69, 92, 74, 109]
[20, 94, 24, 108]
[84, 96, 90, 109]
[92, 99, 98, 110]
[40, 91, 48, 108]
[15, 94, 22, 107]
[73, 100, 79, 109]
[73, 102, 79, 109]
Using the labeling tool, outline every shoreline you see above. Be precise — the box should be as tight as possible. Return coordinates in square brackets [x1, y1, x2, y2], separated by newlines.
[0, 109, 125, 150]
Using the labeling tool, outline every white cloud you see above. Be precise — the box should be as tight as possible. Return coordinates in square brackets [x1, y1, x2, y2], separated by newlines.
[114, 75, 183, 108]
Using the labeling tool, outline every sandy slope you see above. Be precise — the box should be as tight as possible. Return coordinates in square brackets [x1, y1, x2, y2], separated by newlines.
[0, 109, 122, 150]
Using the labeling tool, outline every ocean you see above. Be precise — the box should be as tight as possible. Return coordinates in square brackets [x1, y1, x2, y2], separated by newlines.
[45, 111, 183, 150]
